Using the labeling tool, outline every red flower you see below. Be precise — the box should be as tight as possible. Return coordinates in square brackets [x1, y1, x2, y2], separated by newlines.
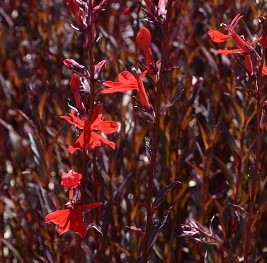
[61, 169, 82, 188]
[208, 14, 263, 75]
[61, 105, 118, 154]
[45, 202, 102, 238]
[101, 71, 151, 108]
[217, 49, 254, 75]
[207, 30, 231, 43]
[208, 15, 251, 52]
[136, 28, 154, 69]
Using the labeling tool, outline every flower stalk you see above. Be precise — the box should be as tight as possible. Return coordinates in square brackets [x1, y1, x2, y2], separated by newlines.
[243, 21, 266, 263]
[141, 1, 173, 261]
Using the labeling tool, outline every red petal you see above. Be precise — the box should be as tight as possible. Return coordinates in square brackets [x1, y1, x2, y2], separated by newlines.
[60, 113, 84, 129]
[98, 121, 119, 134]
[69, 209, 87, 238]
[262, 65, 267, 75]
[90, 114, 104, 130]
[244, 54, 254, 75]
[90, 132, 116, 149]
[226, 28, 252, 53]
[90, 114, 118, 134]
[136, 28, 151, 51]
[70, 73, 81, 93]
[45, 209, 70, 225]
[68, 132, 86, 154]
[100, 82, 137, 94]
[135, 75, 151, 108]
[230, 14, 243, 28]
[101, 71, 137, 93]
[61, 170, 82, 188]
[208, 30, 231, 43]
[57, 214, 71, 235]
[217, 48, 243, 55]
[117, 71, 136, 83]
[144, 47, 154, 68]
[90, 104, 102, 124]
[88, 132, 102, 149]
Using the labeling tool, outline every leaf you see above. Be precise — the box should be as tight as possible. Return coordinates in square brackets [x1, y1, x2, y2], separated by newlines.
[160, 89, 184, 114]
[29, 133, 45, 177]
[212, 154, 234, 187]
[63, 59, 85, 73]
[94, 60, 106, 80]
[87, 223, 103, 236]
[0, 118, 21, 159]
[152, 181, 180, 212]
[223, 126, 239, 154]
[130, 202, 140, 221]
[188, 162, 204, 181]
[1, 238, 23, 262]
[101, 172, 133, 242]
[145, 137, 152, 162]
[198, 122, 209, 150]
[225, 94, 245, 126]
[125, 226, 144, 236]
[45, 127, 64, 168]
[148, 206, 173, 250]
[38, 93, 47, 121]
[200, 45, 219, 73]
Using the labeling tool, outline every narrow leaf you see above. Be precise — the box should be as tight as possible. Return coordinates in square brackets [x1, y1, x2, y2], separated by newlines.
[152, 182, 180, 212]
[148, 206, 173, 250]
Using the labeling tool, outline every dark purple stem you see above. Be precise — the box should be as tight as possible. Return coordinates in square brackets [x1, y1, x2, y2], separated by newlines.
[141, 2, 172, 262]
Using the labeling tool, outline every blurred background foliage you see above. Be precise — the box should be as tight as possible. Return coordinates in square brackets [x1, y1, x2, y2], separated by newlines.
[1, 0, 267, 262]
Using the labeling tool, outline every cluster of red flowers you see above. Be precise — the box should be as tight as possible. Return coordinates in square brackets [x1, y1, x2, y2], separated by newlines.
[45, 0, 153, 239]
[208, 14, 267, 75]
[45, 168, 102, 238]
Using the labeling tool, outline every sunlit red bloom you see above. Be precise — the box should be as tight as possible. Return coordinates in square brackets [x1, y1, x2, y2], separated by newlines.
[207, 30, 231, 43]
[61, 169, 82, 188]
[262, 65, 267, 75]
[208, 15, 252, 52]
[101, 71, 151, 108]
[208, 14, 262, 75]
[61, 105, 119, 154]
[217, 48, 243, 55]
[136, 28, 154, 69]
[45, 202, 102, 238]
